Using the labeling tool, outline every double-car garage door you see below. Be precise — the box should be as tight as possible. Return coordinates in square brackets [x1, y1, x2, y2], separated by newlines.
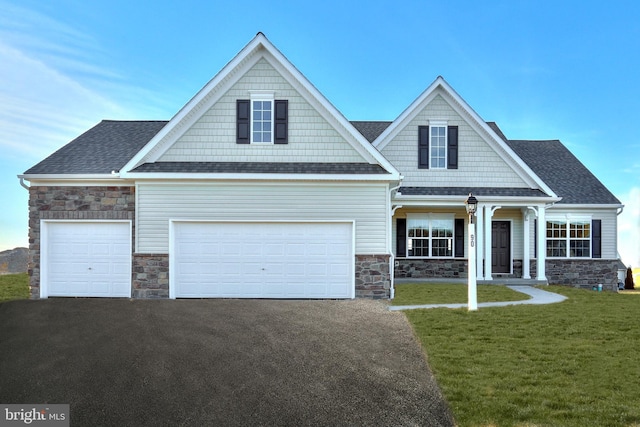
[42, 221, 354, 299]
[172, 222, 354, 299]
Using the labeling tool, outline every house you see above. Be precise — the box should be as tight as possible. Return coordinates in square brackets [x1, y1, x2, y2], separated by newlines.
[20, 33, 623, 300]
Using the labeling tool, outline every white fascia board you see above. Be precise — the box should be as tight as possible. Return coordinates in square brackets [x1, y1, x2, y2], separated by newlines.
[19, 174, 132, 185]
[125, 172, 396, 182]
[373, 76, 557, 198]
[548, 203, 624, 209]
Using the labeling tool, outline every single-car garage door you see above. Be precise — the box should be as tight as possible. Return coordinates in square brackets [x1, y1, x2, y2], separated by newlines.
[43, 221, 132, 298]
[172, 221, 354, 299]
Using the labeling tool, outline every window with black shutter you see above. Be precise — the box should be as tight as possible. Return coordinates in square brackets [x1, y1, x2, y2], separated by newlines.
[237, 97, 288, 144]
[418, 124, 458, 169]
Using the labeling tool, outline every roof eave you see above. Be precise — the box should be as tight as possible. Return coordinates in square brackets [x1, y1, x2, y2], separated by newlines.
[20, 173, 123, 181]
[394, 194, 562, 205]
[121, 172, 399, 181]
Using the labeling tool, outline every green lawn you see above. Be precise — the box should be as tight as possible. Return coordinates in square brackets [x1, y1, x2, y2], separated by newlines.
[399, 285, 640, 426]
[0, 273, 29, 302]
[392, 283, 530, 305]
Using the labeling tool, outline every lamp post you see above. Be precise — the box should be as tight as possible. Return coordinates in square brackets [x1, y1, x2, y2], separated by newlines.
[465, 193, 478, 311]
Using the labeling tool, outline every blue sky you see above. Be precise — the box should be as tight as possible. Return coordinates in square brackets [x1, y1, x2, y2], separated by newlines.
[1, 0, 638, 266]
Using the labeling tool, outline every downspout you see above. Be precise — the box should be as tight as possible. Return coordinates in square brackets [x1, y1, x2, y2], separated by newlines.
[388, 178, 403, 300]
[19, 176, 29, 190]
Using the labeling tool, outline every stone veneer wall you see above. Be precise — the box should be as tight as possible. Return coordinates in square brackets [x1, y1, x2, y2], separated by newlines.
[545, 259, 619, 291]
[355, 255, 391, 299]
[395, 259, 467, 279]
[133, 254, 169, 298]
[28, 186, 135, 299]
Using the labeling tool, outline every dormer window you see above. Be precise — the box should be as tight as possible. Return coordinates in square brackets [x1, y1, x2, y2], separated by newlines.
[418, 122, 458, 169]
[237, 93, 288, 145]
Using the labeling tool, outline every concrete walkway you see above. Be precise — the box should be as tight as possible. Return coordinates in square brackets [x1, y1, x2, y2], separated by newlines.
[389, 285, 567, 311]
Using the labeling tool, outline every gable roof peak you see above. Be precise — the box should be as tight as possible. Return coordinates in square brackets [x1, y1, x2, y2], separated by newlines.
[119, 34, 399, 179]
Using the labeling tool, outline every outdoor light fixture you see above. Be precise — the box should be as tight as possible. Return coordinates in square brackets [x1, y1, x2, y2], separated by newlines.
[465, 193, 478, 311]
[465, 193, 478, 218]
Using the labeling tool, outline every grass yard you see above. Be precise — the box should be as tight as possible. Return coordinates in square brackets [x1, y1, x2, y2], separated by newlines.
[0, 273, 29, 302]
[400, 285, 640, 427]
[392, 283, 530, 306]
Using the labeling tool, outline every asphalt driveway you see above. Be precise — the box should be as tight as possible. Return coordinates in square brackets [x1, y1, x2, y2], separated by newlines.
[0, 298, 454, 426]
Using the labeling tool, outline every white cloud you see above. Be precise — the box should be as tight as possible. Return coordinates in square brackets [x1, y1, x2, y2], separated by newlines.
[0, 41, 128, 158]
[618, 187, 640, 268]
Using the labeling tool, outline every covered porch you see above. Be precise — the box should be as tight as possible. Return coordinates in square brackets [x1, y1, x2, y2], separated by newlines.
[391, 188, 560, 282]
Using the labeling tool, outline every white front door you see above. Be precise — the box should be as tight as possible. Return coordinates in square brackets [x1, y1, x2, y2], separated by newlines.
[43, 221, 132, 298]
[172, 221, 354, 299]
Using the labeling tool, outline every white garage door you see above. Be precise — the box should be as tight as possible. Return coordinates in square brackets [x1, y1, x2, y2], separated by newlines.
[43, 222, 131, 298]
[172, 222, 354, 299]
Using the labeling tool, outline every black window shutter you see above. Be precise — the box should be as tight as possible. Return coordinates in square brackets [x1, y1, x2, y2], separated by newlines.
[447, 126, 458, 169]
[592, 219, 602, 258]
[274, 100, 288, 144]
[236, 100, 250, 144]
[396, 218, 407, 257]
[418, 126, 429, 169]
[454, 218, 465, 257]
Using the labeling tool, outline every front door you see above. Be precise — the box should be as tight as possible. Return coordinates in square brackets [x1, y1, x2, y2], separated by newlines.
[492, 221, 511, 274]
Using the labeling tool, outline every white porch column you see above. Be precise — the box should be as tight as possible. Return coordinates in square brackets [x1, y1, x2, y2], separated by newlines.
[536, 205, 546, 281]
[522, 208, 531, 279]
[483, 205, 493, 280]
[475, 204, 484, 280]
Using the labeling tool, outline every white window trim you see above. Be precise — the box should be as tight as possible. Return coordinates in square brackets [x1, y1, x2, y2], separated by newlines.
[428, 120, 448, 169]
[546, 215, 593, 259]
[406, 213, 455, 258]
[249, 91, 275, 144]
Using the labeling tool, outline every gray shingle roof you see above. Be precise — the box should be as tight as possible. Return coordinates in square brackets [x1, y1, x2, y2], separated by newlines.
[350, 121, 392, 143]
[24, 120, 168, 174]
[23, 119, 621, 206]
[399, 187, 548, 198]
[132, 162, 388, 174]
[506, 140, 620, 204]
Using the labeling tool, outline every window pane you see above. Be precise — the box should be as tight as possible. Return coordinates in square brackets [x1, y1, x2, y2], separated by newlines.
[430, 126, 446, 169]
[252, 100, 273, 143]
[570, 240, 590, 257]
[432, 239, 453, 257]
[409, 238, 428, 257]
[546, 240, 566, 257]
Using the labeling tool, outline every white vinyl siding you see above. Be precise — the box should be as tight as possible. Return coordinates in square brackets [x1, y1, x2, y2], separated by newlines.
[381, 93, 528, 187]
[159, 58, 366, 163]
[136, 182, 388, 255]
